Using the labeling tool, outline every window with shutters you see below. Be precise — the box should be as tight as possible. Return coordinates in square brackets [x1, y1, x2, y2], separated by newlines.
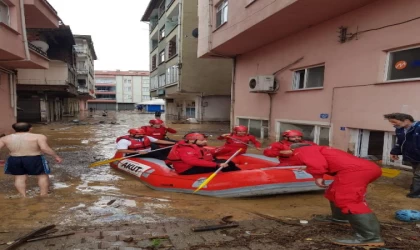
[216, 0, 228, 28]
[151, 55, 157, 70]
[168, 36, 177, 59]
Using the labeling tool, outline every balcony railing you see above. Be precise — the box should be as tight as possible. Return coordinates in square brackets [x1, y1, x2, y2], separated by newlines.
[77, 87, 89, 93]
[18, 79, 72, 85]
[28, 43, 48, 57]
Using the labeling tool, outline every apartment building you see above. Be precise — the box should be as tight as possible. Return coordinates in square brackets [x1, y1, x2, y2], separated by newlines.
[89, 70, 150, 110]
[0, 0, 61, 132]
[197, 0, 420, 168]
[74, 35, 97, 111]
[142, 0, 232, 122]
[17, 25, 79, 122]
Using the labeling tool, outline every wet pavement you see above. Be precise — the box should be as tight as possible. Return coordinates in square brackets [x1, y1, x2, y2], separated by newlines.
[0, 111, 420, 249]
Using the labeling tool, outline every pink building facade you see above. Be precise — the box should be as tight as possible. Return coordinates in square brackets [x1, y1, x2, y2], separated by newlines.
[198, 0, 420, 168]
[0, 0, 60, 134]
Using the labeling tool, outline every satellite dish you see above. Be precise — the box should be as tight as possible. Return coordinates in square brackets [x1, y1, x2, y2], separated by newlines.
[30, 41, 49, 52]
[192, 28, 198, 38]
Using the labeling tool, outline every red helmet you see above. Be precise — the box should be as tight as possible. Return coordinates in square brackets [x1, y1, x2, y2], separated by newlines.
[234, 125, 247, 133]
[149, 119, 164, 125]
[128, 128, 146, 135]
[184, 132, 207, 141]
[283, 130, 303, 137]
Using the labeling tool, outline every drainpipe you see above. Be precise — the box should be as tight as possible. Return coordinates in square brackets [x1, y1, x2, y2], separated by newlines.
[230, 57, 236, 129]
[19, 0, 30, 60]
[177, 0, 183, 92]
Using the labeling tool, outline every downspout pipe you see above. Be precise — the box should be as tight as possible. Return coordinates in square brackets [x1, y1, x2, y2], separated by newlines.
[230, 57, 236, 129]
[20, 0, 30, 60]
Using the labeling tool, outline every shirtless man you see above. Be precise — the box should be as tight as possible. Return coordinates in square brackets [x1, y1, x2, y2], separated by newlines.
[0, 122, 63, 197]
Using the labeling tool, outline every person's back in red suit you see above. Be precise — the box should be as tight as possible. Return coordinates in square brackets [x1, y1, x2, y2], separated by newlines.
[263, 130, 316, 165]
[291, 144, 383, 247]
[213, 125, 261, 157]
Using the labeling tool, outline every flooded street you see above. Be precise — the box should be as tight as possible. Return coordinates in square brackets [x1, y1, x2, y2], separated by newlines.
[0, 112, 419, 249]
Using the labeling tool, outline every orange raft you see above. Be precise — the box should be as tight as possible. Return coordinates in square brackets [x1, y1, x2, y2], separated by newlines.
[110, 153, 333, 198]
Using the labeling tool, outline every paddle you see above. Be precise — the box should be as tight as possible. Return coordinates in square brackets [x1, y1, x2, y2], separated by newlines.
[194, 148, 243, 193]
[88, 146, 174, 168]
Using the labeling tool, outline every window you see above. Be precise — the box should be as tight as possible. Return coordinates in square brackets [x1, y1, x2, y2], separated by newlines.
[159, 50, 165, 64]
[142, 87, 150, 92]
[142, 95, 151, 101]
[0, 1, 9, 25]
[151, 75, 158, 89]
[124, 86, 132, 92]
[151, 55, 157, 70]
[95, 78, 115, 84]
[292, 65, 325, 90]
[158, 74, 166, 87]
[168, 36, 177, 58]
[166, 65, 179, 84]
[159, 26, 166, 41]
[238, 118, 268, 139]
[387, 47, 420, 81]
[96, 94, 116, 100]
[216, 0, 228, 28]
[278, 122, 330, 146]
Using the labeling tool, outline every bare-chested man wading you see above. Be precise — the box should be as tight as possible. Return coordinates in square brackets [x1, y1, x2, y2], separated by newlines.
[0, 122, 63, 197]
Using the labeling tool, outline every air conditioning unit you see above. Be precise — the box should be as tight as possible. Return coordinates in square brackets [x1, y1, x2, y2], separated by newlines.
[248, 75, 277, 93]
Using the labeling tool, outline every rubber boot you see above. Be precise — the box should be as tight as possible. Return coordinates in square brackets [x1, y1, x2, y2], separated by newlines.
[331, 213, 384, 247]
[407, 168, 420, 198]
[313, 202, 350, 225]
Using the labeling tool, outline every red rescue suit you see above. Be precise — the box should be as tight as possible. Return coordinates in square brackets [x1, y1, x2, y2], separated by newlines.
[293, 146, 382, 214]
[167, 141, 217, 174]
[116, 136, 151, 150]
[141, 126, 177, 140]
[213, 134, 261, 157]
[264, 140, 316, 165]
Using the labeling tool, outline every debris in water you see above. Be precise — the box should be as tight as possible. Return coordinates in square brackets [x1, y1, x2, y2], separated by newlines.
[81, 140, 89, 144]
[107, 199, 117, 206]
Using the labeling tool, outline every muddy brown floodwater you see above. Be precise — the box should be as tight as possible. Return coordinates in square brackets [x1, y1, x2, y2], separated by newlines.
[0, 111, 419, 249]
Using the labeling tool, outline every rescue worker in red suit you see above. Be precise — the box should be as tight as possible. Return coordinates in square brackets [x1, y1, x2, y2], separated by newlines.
[141, 119, 178, 156]
[290, 143, 384, 247]
[263, 130, 316, 165]
[168, 132, 241, 175]
[141, 119, 177, 140]
[213, 125, 261, 157]
[116, 128, 175, 160]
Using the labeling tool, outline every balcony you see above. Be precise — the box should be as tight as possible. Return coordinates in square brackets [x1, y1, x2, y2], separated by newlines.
[200, 0, 378, 57]
[77, 67, 88, 75]
[0, 41, 49, 69]
[24, 0, 60, 29]
[0, 23, 26, 62]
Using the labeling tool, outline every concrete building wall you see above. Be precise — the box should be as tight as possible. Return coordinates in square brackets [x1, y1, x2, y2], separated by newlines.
[195, 0, 418, 166]
[0, 71, 17, 135]
[179, 0, 232, 96]
[195, 95, 231, 122]
[132, 76, 142, 103]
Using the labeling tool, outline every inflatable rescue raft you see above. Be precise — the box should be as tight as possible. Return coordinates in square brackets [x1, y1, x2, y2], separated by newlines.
[110, 153, 333, 198]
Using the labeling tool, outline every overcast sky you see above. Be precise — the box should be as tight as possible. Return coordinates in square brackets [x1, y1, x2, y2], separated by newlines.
[48, 0, 150, 71]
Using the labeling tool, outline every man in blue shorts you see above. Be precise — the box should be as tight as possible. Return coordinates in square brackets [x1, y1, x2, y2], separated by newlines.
[0, 123, 63, 197]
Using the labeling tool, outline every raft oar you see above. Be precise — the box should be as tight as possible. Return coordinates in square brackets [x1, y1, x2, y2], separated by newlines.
[88, 146, 174, 168]
[194, 148, 242, 193]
